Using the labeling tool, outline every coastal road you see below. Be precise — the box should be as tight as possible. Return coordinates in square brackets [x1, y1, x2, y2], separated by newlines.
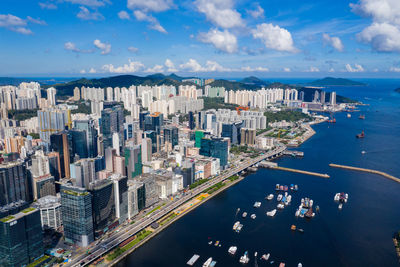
[68, 145, 286, 267]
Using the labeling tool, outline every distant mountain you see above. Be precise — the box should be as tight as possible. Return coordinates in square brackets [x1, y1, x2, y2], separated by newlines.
[308, 77, 366, 86]
[0, 77, 38, 86]
[240, 76, 269, 86]
[208, 79, 260, 90]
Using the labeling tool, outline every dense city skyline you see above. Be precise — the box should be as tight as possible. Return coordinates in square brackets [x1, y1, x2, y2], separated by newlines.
[1, 0, 400, 77]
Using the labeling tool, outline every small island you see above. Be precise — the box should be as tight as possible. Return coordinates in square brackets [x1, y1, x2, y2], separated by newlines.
[308, 77, 366, 86]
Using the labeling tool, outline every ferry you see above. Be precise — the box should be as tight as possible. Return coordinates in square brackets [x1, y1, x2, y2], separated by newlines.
[242, 212, 248, 218]
[187, 254, 200, 266]
[261, 254, 270, 261]
[356, 131, 365, 138]
[250, 214, 256, 219]
[228, 246, 237, 255]
[266, 194, 274, 200]
[203, 257, 213, 267]
[253, 202, 261, 208]
[239, 251, 250, 264]
[266, 209, 277, 217]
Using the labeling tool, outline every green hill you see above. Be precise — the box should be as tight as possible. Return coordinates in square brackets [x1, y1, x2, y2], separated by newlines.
[240, 76, 270, 87]
[308, 77, 366, 86]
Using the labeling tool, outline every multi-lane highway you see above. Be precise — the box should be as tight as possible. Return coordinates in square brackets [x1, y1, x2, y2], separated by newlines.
[68, 145, 286, 266]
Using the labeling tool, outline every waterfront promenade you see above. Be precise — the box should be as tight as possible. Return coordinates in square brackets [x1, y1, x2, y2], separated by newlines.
[67, 145, 286, 267]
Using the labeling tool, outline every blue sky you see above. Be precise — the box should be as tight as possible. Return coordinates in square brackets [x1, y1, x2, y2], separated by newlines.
[0, 0, 400, 78]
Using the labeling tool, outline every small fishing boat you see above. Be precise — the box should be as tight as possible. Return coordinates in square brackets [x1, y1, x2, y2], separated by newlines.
[266, 194, 274, 200]
[266, 209, 277, 217]
[228, 246, 237, 255]
[261, 254, 270, 261]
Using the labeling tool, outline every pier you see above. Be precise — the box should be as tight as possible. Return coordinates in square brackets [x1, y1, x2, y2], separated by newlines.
[283, 150, 304, 157]
[329, 163, 400, 183]
[271, 166, 330, 178]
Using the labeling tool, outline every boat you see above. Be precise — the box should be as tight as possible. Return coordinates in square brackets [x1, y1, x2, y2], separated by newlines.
[294, 185, 298, 191]
[239, 251, 249, 264]
[253, 202, 261, 208]
[250, 214, 256, 219]
[275, 184, 280, 191]
[266, 194, 274, 200]
[347, 113, 351, 118]
[242, 212, 247, 218]
[261, 254, 270, 261]
[298, 228, 304, 233]
[233, 221, 240, 231]
[228, 246, 237, 255]
[338, 203, 343, 210]
[361, 150, 366, 154]
[208, 241, 213, 245]
[359, 114, 365, 120]
[209, 261, 217, 267]
[187, 254, 200, 266]
[305, 207, 315, 218]
[279, 263, 285, 267]
[277, 194, 283, 201]
[236, 224, 243, 232]
[334, 193, 340, 201]
[214, 241, 219, 246]
[203, 257, 213, 267]
[298, 263, 303, 267]
[277, 203, 285, 209]
[295, 209, 300, 217]
[266, 209, 277, 217]
[290, 184, 294, 190]
[284, 185, 288, 191]
[356, 131, 365, 138]
[291, 225, 296, 231]
[254, 252, 258, 257]
[316, 205, 320, 212]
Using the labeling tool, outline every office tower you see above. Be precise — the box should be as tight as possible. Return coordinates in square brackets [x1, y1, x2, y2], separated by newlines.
[139, 111, 150, 130]
[68, 129, 88, 160]
[144, 112, 164, 134]
[195, 130, 204, 148]
[112, 132, 120, 156]
[124, 145, 142, 179]
[163, 126, 178, 147]
[88, 179, 116, 237]
[0, 160, 30, 206]
[47, 152, 61, 185]
[60, 185, 94, 247]
[30, 150, 50, 177]
[50, 132, 71, 179]
[32, 195, 62, 231]
[188, 111, 195, 129]
[330, 91, 337, 105]
[175, 159, 195, 188]
[38, 108, 71, 143]
[110, 174, 128, 223]
[113, 156, 126, 176]
[200, 137, 229, 168]
[221, 121, 242, 145]
[299, 91, 305, 101]
[105, 147, 116, 172]
[71, 158, 96, 189]
[32, 175, 55, 200]
[46, 87, 56, 106]
[0, 207, 44, 266]
[74, 119, 98, 158]
[101, 103, 124, 150]
[240, 128, 256, 145]
[313, 90, 320, 103]
[141, 138, 152, 163]
[320, 91, 326, 104]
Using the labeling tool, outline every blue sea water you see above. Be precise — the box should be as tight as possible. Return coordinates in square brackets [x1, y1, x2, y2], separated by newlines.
[119, 79, 400, 267]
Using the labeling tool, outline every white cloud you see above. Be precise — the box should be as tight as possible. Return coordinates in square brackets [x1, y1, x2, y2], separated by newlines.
[145, 65, 164, 73]
[133, 10, 167, 33]
[80, 69, 86, 74]
[0, 14, 33, 35]
[205, 60, 230, 72]
[251, 23, 298, 53]
[329, 68, 335, 72]
[27, 16, 47, 25]
[179, 59, 205, 72]
[93, 39, 111, 54]
[89, 67, 97, 73]
[195, 0, 244, 29]
[247, 4, 264, 19]
[102, 60, 145, 73]
[64, 0, 109, 7]
[351, 0, 400, 52]
[77, 6, 104, 20]
[306, 66, 320, 72]
[127, 0, 174, 12]
[322, 33, 344, 52]
[118, 10, 130, 20]
[165, 59, 178, 72]
[389, 66, 400, 72]
[127, 46, 138, 53]
[241, 66, 269, 72]
[64, 42, 79, 52]
[198, 28, 238, 53]
[283, 67, 291, 72]
[39, 2, 58, 9]
[345, 63, 365, 72]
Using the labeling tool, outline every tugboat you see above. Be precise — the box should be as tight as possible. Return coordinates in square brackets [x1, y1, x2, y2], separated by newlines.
[356, 131, 365, 138]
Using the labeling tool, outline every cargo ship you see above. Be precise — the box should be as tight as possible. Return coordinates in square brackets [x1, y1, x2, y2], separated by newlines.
[356, 131, 365, 138]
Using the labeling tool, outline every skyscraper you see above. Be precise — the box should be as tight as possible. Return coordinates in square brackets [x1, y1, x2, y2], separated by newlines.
[74, 119, 98, 158]
[46, 87, 56, 106]
[188, 111, 195, 130]
[320, 91, 326, 104]
[101, 103, 124, 151]
[124, 145, 142, 179]
[200, 137, 229, 168]
[0, 207, 44, 266]
[71, 158, 96, 189]
[0, 160, 30, 206]
[330, 91, 337, 105]
[221, 121, 242, 145]
[144, 112, 164, 134]
[50, 132, 71, 179]
[68, 129, 88, 160]
[110, 174, 128, 224]
[163, 126, 179, 147]
[38, 108, 71, 144]
[60, 185, 94, 247]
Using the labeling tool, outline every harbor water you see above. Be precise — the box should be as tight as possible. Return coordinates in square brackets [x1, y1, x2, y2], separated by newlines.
[118, 79, 400, 267]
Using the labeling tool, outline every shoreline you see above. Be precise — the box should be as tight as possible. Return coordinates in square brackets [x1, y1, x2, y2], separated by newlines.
[107, 176, 246, 266]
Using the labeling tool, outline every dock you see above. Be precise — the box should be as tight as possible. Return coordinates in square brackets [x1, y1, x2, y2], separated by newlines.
[329, 164, 400, 183]
[271, 166, 330, 178]
[283, 150, 304, 157]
